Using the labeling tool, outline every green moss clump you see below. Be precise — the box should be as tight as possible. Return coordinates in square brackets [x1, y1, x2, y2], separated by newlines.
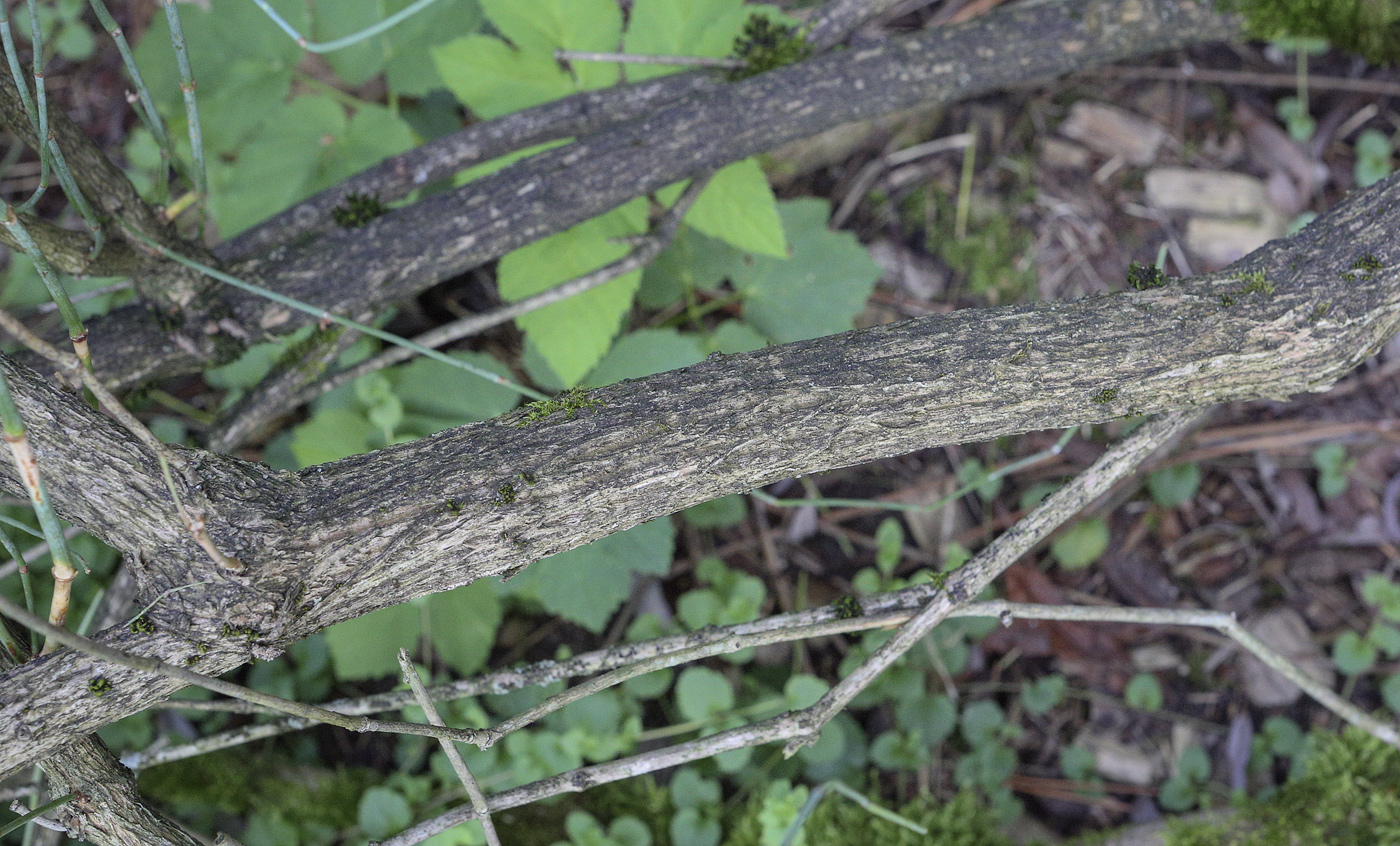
[1166, 727, 1400, 845]
[515, 388, 605, 428]
[1128, 260, 1170, 290]
[129, 615, 157, 634]
[1221, 0, 1400, 63]
[832, 595, 862, 619]
[331, 191, 388, 228]
[1092, 388, 1119, 404]
[727, 14, 812, 80]
[88, 677, 113, 697]
[493, 482, 517, 507]
[1240, 270, 1274, 296]
[1350, 251, 1384, 279]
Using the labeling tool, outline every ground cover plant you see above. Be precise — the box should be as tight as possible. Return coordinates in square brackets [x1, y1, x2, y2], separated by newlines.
[0, 0, 1397, 844]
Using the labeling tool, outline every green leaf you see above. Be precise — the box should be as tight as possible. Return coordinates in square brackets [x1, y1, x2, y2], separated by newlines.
[390, 351, 521, 433]
[1050, 517, 1110, 570]
[675, 666, 734, 722]
[312, 0, 393, 85]
[1334, 629, 1377, 675]
[1060, 745, 1097, 781]
[323, 601, 420, 680]
[318, 103, 418, 187]
[957, 457, 1003, 502]
[1177, 745, 1212, 782]
[1363, 574, 1400, 622]
[289, 408, 380, 467]
[670, 808, 721, 846]
[733, 198, 881, 343]
[1261, 716, 1304, 757]
[658, 159, 787, 257]
[500, 519, 674, 633]
[622, 0, 752, 81]
[427, 582, 502, 676]
[498, 202, 649, 386]
[1158, 776, 1198, 812]
[874, 517, 904, 576]
[216, 96, 344, 235]
[358, 787, 412, 840]
[1148, 462, 1202, 508]
[960, 700, 1006, 747]
[583, 328, 706, 387]
[1124, 673, 1164, 711]
[243, 811, 299, 846]
[1021, 674, 1068, 715]
[1370, 623, 1400, 659]
[783, 674, 829, 710]
[1383, 674, 1400, 716]
[384, 0, 485, 96]
[669, 767, 721, 808]
[608, 816, 652, 846]
[871, 729, 931, 771]
[894, 695, 956, 745]
[434, 0, 620, 118]
[706, 320, 768, 354]
[682, 495, 747, 529]
[637, 226, 742, 309]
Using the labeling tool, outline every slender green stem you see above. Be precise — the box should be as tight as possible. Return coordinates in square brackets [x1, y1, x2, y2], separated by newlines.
[161, 0, 205, 212]
[125, 229, 549, 401]
[43, 137, 104, 262]
[15, 0, 50, 214]
[0, 370, 79, 652]
[86, 0, 173, 202]
[0, 205, 94, 386]
[0, 513, 42, 539]
[0, 792, 75, 838]
[252, 0, 446, 53]
[0, 526, 35, 654]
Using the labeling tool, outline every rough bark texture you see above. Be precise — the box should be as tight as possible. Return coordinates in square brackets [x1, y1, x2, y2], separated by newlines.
[1, 166, 1396, 777]
[43, 0, 1241, 390]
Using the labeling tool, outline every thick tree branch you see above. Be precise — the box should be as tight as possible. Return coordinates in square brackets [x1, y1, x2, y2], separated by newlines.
[59, 0, 1242, 390]
[0, 169, 1395, 776]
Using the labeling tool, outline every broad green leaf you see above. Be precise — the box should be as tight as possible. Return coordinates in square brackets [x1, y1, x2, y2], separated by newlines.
[1050, 517, 1110, 570]
[705, 320, 767, 354]
[874, 517, 903, 576]
[637, 226, 743, 309]
[318, 104, 418, 187]
[1363, 574, 1400, 622]
[622, 0, 757, 81]
[313, 0, 392, 86]
[435, 0, 620, 117]
[289, 408, 379, 466]
[133, 0, 305, 152]
[894, 695, 956, 745]
[427, 581, 502, 676]
[733, 198, 881, 343]
[659, 159, 787, 257]
[323, 601, 420, 680]
[1021, 674, 1067, 714]
[390, 351, 520, 433]
[1124, 673, 1164, 711]
[499, 202, 648, 386]
[243, 811, 299, 846]
[500, 519, 674, 633]
[783, 674, 829, 709]
[682, 495, 747, 529]
[1148, 462, 1202, 508]
[1336, 630, 1379, 674]
[583, 328, 706, 387]
[960, 700, 1006, 747]
[358, 787, 412, 840]
[670, 808, 721, 846]
[384, 0, 485, 96]
[675, 666, 734, 721]
[217, 96, 345, 235]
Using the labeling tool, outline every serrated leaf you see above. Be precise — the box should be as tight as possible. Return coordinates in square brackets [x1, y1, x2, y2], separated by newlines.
[676, 666, 735, 722]
[217, 96, 344, 235]
[499, 202, 648, 386]
[659, 159, 787, 257]
[637, 226, 744, 309]
[583, 328, 706, 387]
[427, 581, 501, 676]
[323, 602, 420, 680]
[500, 519, 674, 632]
[318, 104, 418, 186]
[622, 0, 751, 81]
[435, 0, 620, 118]
[732, 198, 881, 343]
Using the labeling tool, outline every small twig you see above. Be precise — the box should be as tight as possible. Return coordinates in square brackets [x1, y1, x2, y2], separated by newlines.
[397, 650, 501, 846]
[554, 49, 744, 69]
[783, 409, 1207, 753]
[0, 590, 488, 746]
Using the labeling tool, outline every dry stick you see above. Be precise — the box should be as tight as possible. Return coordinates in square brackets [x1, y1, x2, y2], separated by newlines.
[783, 409, 1209, 753]
[290, 174, 714, 408]
[0, 589, 487, 746]
[972, 601, 1400, 746]
[0, 309, 244, 572]
[396, 650, 502, 846]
